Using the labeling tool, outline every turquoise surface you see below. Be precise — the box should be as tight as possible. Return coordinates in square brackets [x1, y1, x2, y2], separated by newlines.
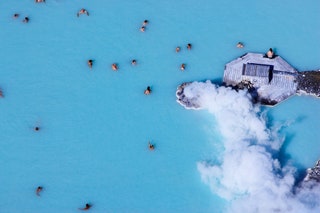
[0, 0, 319, 212]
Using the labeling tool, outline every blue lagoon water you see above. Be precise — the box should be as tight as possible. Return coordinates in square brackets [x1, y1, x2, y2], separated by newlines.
[0, 0, 319, 212]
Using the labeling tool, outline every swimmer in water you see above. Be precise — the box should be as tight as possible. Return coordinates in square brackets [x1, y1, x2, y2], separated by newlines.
[36, 186, 43, 196]
[236, 42, 244, 48]
[180, 63, 186, 71]
[88, 60, 93, 69]
[175, 46, 181, 52]
[142, 20, 149, 26]
[140, 26, 146, 32]
[34, 126, 40, 131]
[13, 13, 19, 18]
[79, 203, 92, 211]
[0, 89, 3, 98]
[148, 141, 155, 150]
[111, 63, 118, 71]
[266, 48, 274, 59]
[187, 43, 192, 50]
[77, 9, 89, 17]
[131, 59, 137, 65]
[35, 0, 45, 3]
[23, 17, 29, 23]
[144, 86, 151, 95]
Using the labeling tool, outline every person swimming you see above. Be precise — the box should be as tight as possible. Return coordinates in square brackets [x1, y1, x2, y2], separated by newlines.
[180, 63, 186, 71]
[111, 63, 118, 71]
[236, 42, 244, 48]
[140, 26, 146, 32]
[34, 126, 40, 131]
[142, 20, 149, 26]
[23, 17, 29, 23]
[35, 0, 45, 3]
[36, 186, 43, 196]
[148, 141, 155, 150]
[77, 9, 89, 17]
[131, 59, 137, 65]
[79, 203, 92, 211]
[13, 13, 19, 18]
[0, 89, 3, 98]
[175, 46, 181, 52]
[144, 86, 151, 95]
[187, 43, 192, 50]
[88, 60, 93, 69]
[266, 48, 274, 59]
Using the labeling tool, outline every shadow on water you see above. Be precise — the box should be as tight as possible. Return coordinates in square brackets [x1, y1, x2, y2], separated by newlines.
[177, 78, 223, 88]
[209, 78, 223, 85]
[275, 115, 306, 161]
[277, 132, 295, 166]
[295, 168, 309, 186]
[276, 132, 308, 186]
[266, 112, 310, 185]
[188, 78, 223, 85]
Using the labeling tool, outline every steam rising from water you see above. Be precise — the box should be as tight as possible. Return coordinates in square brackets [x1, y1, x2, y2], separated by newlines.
[182, 81, 320, 212]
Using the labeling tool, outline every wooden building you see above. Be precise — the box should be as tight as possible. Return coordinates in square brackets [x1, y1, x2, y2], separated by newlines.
[223, 53, 298, 105]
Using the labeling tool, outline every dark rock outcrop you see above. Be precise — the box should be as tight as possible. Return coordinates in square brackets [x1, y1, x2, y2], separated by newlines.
[176, 82, 201, 109]
[297, 70, 320, 97]
[304, 160, 320, 182]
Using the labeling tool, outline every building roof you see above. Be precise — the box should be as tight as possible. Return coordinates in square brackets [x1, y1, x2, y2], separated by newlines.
[223, 53, 298, 105]
[243, 63, 271, 77]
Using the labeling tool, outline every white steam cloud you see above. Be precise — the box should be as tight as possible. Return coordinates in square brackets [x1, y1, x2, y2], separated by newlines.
[182, 81, 320, 213]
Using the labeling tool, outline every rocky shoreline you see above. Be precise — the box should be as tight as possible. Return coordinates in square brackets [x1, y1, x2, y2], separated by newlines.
[304, 160, 320, 182]
[176, 69, 320, 109]
[176, 82, 201, 109]
[176, 70, 320, 109]
[296, 70, 320, 97]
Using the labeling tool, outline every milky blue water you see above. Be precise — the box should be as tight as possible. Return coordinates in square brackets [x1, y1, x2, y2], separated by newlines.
[0, 0, 319, 212]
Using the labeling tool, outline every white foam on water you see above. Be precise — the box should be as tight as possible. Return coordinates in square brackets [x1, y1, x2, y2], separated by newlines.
[182, 80, 320, 212]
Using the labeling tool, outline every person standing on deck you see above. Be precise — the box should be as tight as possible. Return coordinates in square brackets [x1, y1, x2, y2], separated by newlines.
[266, 48, 274, 59]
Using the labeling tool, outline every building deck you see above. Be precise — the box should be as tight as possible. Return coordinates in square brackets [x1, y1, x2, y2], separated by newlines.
[223, 53, 298, 105]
